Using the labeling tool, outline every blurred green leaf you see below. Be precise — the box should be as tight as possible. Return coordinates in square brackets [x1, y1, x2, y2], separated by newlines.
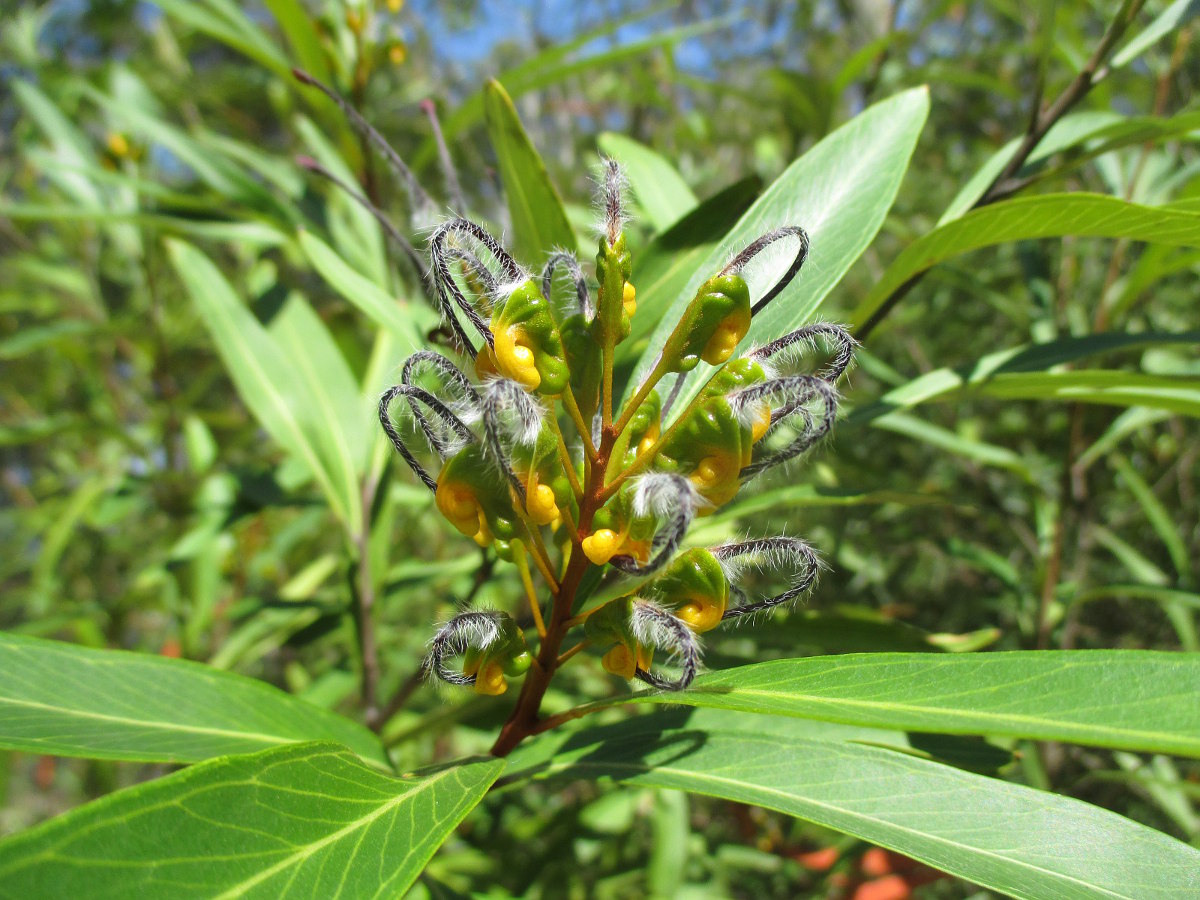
[854, 195, 1200, 327]
[0, 743, 504, 898]
[850, 332, 1200, 424]
[167, 239, 362, 531]
[1112, 0, 1200, 67]
[298, 229, 427, 353]
[483, 79, 576, 264]
[510, 709, 1200, 900]
[0, 633, 386, 765]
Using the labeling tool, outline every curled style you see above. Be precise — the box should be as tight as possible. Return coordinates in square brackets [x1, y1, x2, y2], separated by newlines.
[295, 155, 428, 289]
[480, 378, 544, 503]
[711, 537, 821, 621]
[609, 474, 699, 577]
[379, 384, 476, 492]
[721, 226, 810, 316]
[600, 158, 627, 246]
[429, 218, 524, 354]
[729, 375, 838, 479]
[541, 252, 593, 320]
[750, 322, 857, 384]
[400, 351, 481, 453]
[292, 69, 433, 217]
[421, 611, 503, 687]
[631, 600, 701, 691]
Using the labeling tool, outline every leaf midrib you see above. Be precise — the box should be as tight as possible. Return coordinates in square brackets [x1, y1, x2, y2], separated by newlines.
[539, 757, 1146, 900]
[211, 764, 457, 899]
[0, 696, 292, 747]
[675, 686, 1200, 753]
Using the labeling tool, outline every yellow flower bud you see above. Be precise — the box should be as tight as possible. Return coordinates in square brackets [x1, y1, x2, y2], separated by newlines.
[636, 420, 660, 457]
[582, 528, 622, 565]
[700, 304, 751, 366]
[473, 660, 507, 695]
[622, 281, 637, 318]
[106, 133, 130, 158]
[691, 451, 740, 508]
[436, 479, 492, 544]
[601, 642, 653, 679]
[751, 404, 771, 443]
[387, 0, 404, 12]
[675, 595, 725, 633]
[493, 325, 541, 391]
[525, 477, 559, 526]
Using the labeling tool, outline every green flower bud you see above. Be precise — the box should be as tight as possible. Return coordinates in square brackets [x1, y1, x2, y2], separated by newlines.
[661, 274, 751, 373]
[478, 279, 570, 395]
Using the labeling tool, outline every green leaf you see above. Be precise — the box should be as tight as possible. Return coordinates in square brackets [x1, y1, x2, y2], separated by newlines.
[508, 709, 1200, 900]
[483, 79, 576, 265]
[1112, 454, 1193, 583]
[870, 411, 1034, 477]
[630, 87, 929, 406]
[0, 742, 504, 898]
[939, 110, 1121, 223]
[973, 371, 1200, 418]
[0, 632, 386, 765]
[167, 239, 361, 530]
[154, 0, 291, 79]
[598, 132, 698, 232]
[263, 0, 333, 85]
[849, 332, 1200, 425]
[1112, 0, 1200, 68]
[297, 229, 427, 354]
[269, 293, 368, 486]
[853, 195, 1200, 327]
[709, 482, 944, 522]
[619, 652, 1200, 757]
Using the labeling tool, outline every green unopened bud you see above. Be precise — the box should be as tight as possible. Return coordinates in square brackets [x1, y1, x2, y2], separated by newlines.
[661, 274, 751, 373]
[435, 445, 518, 545]
[650, 548, 729, 633]
[479, 279, 569, 395]
[593, 233, 633, 347]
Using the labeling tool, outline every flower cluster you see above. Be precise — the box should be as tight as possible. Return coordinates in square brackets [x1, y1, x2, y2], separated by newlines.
[378, 161, 854, 697]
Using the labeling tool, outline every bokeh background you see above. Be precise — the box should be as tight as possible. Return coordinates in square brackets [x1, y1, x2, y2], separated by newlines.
[2, 1, 1197, 896]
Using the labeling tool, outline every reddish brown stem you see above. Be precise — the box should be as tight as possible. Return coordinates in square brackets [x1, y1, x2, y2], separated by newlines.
[490, 426, 619, 756]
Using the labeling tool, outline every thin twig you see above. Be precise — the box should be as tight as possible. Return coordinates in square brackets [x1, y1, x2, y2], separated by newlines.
[856, 1, 1148, 340]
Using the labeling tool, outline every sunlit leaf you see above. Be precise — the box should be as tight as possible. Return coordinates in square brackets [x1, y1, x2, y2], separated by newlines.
[0, 743, 504, 898]
[0, 632, 386, 765]
[509, 709, 1200, 900]
[483, 79, 576, 264]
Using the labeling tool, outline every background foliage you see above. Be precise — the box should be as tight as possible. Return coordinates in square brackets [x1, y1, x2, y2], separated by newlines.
[1, 1, 1198, 897]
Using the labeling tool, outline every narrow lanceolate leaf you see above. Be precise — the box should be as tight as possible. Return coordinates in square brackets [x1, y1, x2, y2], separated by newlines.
[298, 229, 427, 354]
[508, 709, 1200, 900]
[852, 195, 1200, 327]
[598, 132, 698, 232]
[848, 331, 1200, 426]
[630, 86, 929, 407]
[483, 79, 576, 264]
[167, 239, 362, 531]
[0, 632, 387, 766]
[269, 293, 368, 485]
[0, 743, 504, 899]
[622, 652, 1200, 758]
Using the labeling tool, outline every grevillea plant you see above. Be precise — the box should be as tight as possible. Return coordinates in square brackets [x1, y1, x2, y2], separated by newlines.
[376, 161, 855, 755]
